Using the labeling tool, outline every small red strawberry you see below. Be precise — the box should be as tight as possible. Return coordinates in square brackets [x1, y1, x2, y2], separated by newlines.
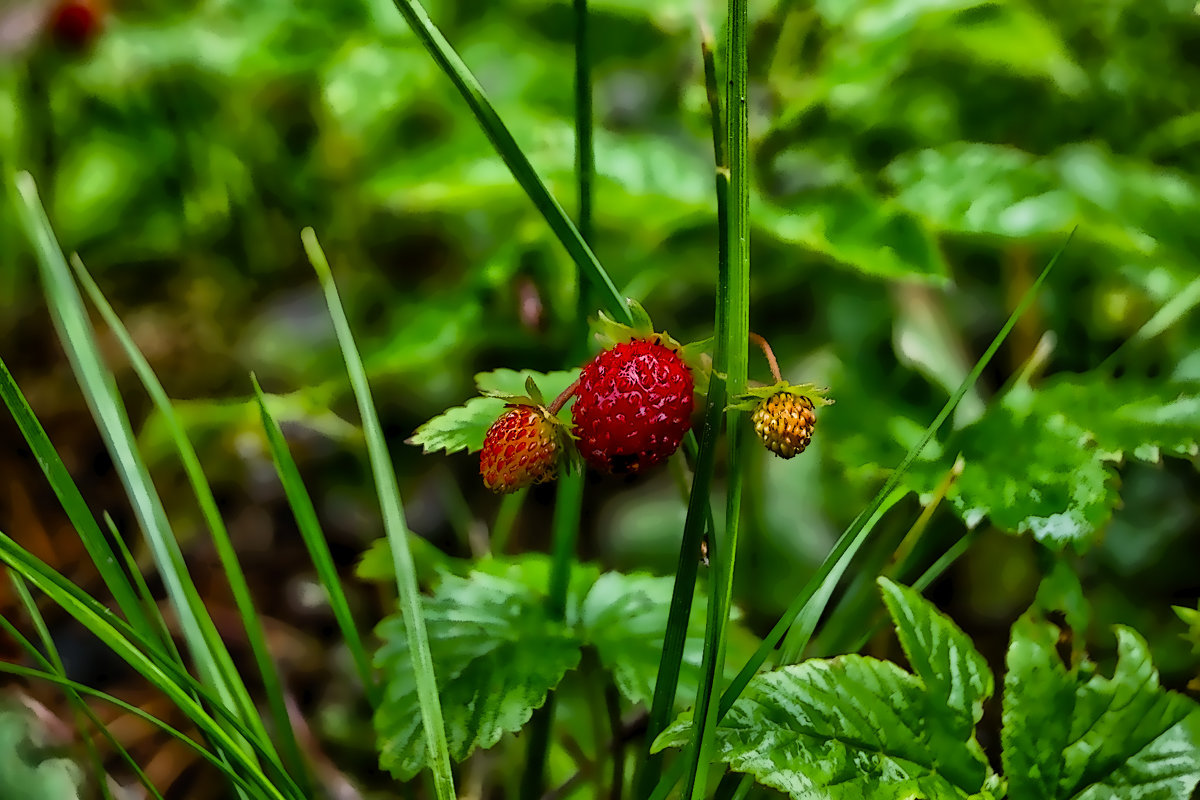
[480, 404, 560, 493]
[49, 0, 103, 49]
[572, 337, 695, 474]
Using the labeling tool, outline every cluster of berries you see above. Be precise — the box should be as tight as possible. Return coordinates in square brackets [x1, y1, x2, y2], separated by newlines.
[478, 309, 828, 494]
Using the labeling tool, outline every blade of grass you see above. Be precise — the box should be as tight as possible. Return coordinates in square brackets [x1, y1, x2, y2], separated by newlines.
[301, 228, 456, 800]
[0, 660, 274, 800]
[807, 458, 962, 658]
[385, 0, 629, 326]
[778, 487, 907, 664]
[12, 172, 266, 749]
[251, 375, 380, 708]
[5, 575, 166, 800]
[71, 255, 313, 794]
[0, 355, 152, 639]
[633, 28, 730, 797]
[683, 2, 753, 794]
[716, 231, 1075, 719]
[0, 530, 303, 800]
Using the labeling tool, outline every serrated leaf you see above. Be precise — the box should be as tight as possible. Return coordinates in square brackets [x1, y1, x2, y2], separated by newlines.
[1036, 374, 1200, 463]
[374, 561, 585, 780]
[1059, 627, 1200, 798]
[1001, 609, 1200, 800]
[654, 656, 986, 799]
[907, 371, 1200, 551]
[919, 399, 1119, 551]
[656, 582, 994, 798]
[407, 369, 579, 455]
[879, 579, 992, 752]
[1002, 614, 1077, 800]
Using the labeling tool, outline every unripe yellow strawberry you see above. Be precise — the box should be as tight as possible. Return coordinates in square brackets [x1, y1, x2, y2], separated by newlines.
[752, 392, 817, 459]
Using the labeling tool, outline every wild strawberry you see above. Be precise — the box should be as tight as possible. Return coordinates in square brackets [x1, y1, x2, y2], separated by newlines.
[480, 404, 561, 493]
[49, 0, 103, 49]
[731, 381, 831, 460]
[752, 392, 816, 458]
[572, 338, 694, 474]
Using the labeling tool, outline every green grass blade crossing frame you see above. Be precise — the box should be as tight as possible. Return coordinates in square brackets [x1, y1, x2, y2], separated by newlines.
[302, 228, 457, 800]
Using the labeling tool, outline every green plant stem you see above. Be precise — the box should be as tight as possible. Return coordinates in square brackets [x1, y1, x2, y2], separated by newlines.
[633, 27, 731, 796]
[386, 0, 628, 325]
[302, 229, 456, 800]
[683, 3, 752, 795]
[490, 489, 527, 556]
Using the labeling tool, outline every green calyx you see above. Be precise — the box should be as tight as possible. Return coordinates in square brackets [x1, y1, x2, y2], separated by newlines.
[727, 381, 834, 412]
[591, 297, 715, 395]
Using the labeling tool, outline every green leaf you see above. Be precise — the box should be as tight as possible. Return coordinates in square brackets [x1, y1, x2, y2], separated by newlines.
[581, 572, 708, 708]
[1060, 628, 1200, 798]
[885, 143, 1076, 239]
[1002, 614, 1077, 800]
[656, 581, 994, 798]
[0, 705, 82, 800]
[374, 560, 585, 780]
[908, 372, 1200, 551]
[1035, 374, 1200, 463]
[878, 579, 992, 768]
[407, 368, 579, 455]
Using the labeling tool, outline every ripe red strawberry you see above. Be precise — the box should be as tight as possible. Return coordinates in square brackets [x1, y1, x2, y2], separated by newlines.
[572, 338, 694, 474]
[480, 404, 561, 493]
[752, 391, 816, 459]
[49, 0, 103, 49]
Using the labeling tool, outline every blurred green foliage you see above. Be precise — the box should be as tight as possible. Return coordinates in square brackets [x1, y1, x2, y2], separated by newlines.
[3, 0, 1199, 714]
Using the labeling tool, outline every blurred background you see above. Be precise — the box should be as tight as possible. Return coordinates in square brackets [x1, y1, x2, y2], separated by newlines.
[2, 0, 1200, 797]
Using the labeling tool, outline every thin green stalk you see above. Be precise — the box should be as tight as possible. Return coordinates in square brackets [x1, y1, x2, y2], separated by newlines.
[808, 459, 961, 658]
[836, 528, 982, 657]
[5, 575, 164, 800]
[251, 376, 381, 708]
[526, 11, 593, 788]
[386, 0, 628, 325]
[302, 228, 456, 800]
[520, 471, 584, 799]
[684, 2, 752, 794]
[778, 488, 907, 665]
[575, 0, 594, 249]
[12, 172, 267, 751]
[0, 608, 167, 800]
[0, 660, 276, 800]
[633, 28, 730, 797]
[490, 489, 527, 556]
[716, 231, 1075, 720]
[71, 255, 313, 794]
[0, 356, 152, 639]
[0, 531, 303, 800]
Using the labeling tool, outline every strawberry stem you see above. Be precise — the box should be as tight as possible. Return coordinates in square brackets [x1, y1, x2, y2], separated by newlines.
[749, 332, 782, 384]
[548, 378, 580, 415]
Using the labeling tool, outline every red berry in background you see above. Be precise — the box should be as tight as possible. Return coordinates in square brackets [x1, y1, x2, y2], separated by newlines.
[572, 338, 694, 475]
[49, 0, 102, 50]
[480, 405, 561, 494]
